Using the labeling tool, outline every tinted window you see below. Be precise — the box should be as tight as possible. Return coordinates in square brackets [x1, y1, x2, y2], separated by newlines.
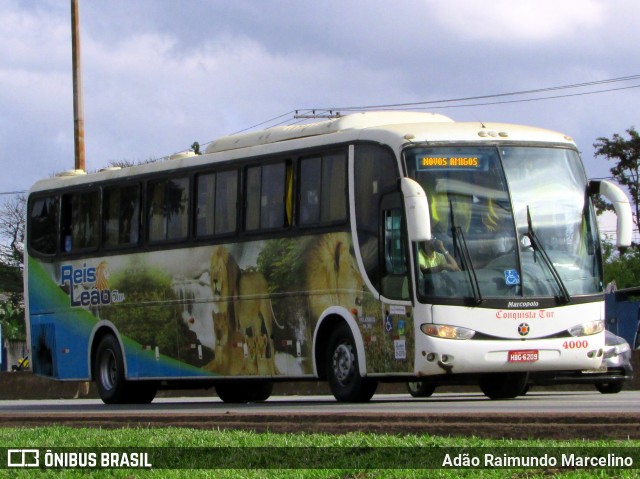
[299, 153, 346, 226]
[104, 185, 140, 248]
[61, 190, 100, 252]
[354, 144, 399, 291]
[148, 177, 189, 242]
[29, 196, 58, 255]
[196, 170, 237, 237]
[245, 162, 290, 231]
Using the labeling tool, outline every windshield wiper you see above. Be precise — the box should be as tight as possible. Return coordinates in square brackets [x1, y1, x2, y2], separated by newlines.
[450, 201, 482, 305]
[526, 206, 571, 304]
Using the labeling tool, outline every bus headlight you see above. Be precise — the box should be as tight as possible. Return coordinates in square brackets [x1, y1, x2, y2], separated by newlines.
[421, 324, 475, 340]
[568, 320, 604, 337]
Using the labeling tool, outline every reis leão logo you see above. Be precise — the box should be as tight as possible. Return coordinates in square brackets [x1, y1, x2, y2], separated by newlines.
[60, 262, 125, 307]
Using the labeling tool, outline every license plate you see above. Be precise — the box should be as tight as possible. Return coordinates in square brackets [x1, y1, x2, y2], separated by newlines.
[508, 349, 539, 363]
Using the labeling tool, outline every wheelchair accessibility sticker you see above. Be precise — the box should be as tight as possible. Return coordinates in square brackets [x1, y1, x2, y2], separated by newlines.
[504, 269, 520, 286]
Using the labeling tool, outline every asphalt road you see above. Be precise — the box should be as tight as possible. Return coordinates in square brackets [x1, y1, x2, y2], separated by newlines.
[1, 391, 639, 439]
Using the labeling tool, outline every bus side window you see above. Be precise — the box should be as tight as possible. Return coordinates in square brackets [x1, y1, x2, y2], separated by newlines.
[61, 190, 100, 252]
[196, 169, 238, 237]
[104, 185, 140, 248]
[147, 177, 189, 242]
[245, 162, 289, 232]
[380, 202, 409, 300]
[384, 208, 407, 275]
[299, 153, 347, 227]
[299, 157, 321, 225]
[29, 195, 58, 255]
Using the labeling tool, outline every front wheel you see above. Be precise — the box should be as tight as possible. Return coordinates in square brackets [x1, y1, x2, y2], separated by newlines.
[595, 381, 624, 394]
[407, 381, 436, 398]
[326, 323, 377, 402]
[479, 372, 529, 400]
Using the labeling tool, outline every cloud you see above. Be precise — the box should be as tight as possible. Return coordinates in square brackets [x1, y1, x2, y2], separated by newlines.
[1, 0, 640, 194]
[428, 0, 604, 42]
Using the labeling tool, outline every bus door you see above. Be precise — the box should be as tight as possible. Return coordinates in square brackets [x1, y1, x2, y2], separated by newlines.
[379, 193, 413, 373]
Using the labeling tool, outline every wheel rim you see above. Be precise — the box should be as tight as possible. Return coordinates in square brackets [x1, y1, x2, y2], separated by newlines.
[407, 382, 420, 393]
[332, 342, 355, 384]
[99, 349, 117, 392]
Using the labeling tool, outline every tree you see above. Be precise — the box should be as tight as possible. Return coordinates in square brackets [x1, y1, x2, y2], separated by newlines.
[602, 240, 640, 289]
[593, 127, 640, 235]
[0, 194, 26, 340]
[594, 127, 640, 290]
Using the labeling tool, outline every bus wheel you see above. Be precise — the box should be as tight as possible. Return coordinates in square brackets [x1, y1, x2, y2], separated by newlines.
[215, 380, 273, 403]
[127, 382, 158, 404]
[479, 372, 529, 400]
[326, 323, 377, 402]
[595, 381, 624, 394]
[247, 380, 273, 402]
[407, 381, 436, 398]
[94, 335, 128, 404]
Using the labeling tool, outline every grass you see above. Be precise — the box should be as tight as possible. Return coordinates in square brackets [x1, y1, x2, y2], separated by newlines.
[0, 427, 638, 478]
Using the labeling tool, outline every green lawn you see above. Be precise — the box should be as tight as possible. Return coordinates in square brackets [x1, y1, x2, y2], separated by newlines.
[0, 427, 638, 478]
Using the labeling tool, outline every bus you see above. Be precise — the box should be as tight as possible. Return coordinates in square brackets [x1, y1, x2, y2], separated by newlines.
[25, 111, 632, 404]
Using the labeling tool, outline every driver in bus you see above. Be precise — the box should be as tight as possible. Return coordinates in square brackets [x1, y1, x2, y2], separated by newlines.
[418, 239, 460, 274]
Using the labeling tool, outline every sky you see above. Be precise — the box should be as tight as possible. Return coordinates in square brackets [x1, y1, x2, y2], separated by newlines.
[1, 0, 639, 224]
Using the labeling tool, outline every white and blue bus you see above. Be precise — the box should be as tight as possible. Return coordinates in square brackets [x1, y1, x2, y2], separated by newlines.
[25, 111, 631, 403]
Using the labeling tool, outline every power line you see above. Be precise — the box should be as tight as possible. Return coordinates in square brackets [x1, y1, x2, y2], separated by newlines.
[323, 74, 640, 111]
[229, 75, 640, 134]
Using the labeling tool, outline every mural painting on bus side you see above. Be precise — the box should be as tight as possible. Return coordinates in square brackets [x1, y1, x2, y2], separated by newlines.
[90, 231, 410, 377]
[206, 245, 280, 376]
[98, 257, 215, 369]
[203, 232, 368, 377]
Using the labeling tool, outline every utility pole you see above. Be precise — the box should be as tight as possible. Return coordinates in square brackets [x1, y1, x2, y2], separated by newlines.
[71, 0, 85, 171]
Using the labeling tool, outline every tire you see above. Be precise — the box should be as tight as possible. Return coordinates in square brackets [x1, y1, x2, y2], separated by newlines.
[407, 381, 436, 398]
[326, 323, 377, 402]
[595, 381, 624, 394]
[127, 382, 158, 404]
[215, 380, 273, 403]
[479, 372, 529, 400]
[94, 335, 128, 404]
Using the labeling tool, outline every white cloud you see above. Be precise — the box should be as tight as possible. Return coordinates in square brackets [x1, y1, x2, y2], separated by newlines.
[428, 0, 604, 42]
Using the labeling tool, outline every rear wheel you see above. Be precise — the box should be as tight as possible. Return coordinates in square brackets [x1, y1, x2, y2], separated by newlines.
[94, 334, 157, 404]
[215, 380, 273, 403]
[127, 382, 158, 404]
[479, 372, 529, 400]
[94, 335, 128, 404]
[407, 381, 436, 398]
[326, 323, 377, 402]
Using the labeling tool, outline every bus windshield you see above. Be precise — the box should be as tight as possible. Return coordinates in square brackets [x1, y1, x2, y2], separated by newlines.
[405, 145, 602, 303]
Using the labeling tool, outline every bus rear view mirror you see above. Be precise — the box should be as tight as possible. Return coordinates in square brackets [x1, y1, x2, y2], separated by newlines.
[400, 177, 432, 242]
[589, 179, 632, 248]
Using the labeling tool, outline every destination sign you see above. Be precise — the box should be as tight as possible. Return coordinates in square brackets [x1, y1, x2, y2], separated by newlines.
[418, 156, 481, 170]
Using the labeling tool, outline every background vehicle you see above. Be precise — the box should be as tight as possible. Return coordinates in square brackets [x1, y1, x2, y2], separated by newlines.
[605, 286, 640, 349]
[25, 112, 632, 404]
[527, 330, 632, 394]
